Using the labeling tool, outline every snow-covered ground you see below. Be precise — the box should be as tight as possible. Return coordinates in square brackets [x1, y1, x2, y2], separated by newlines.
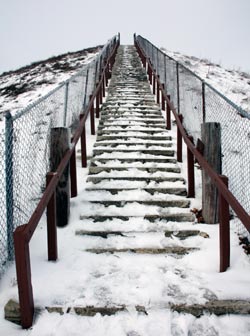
[0, 46, 102, 119]
[0, 45, 250, 335]
[162, 48, 250, 113]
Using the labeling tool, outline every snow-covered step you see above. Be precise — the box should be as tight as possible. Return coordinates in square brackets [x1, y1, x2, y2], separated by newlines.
[88, 167, 181, 174]
[79, 214, 194, 223]
[92, 148, 175, 156]
[90, 157, 177, 164]
[96, 135, 172, 141]
[86, 176, 185, 183]
[94, 141, 172, 147]
[84, 200, 190, 208]
[75, 229, 206, 239]
[85, 187, 187, 196]
[93, 142, 172, 149]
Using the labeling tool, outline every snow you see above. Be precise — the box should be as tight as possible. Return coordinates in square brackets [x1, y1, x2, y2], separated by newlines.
[1, 45, 250, 335]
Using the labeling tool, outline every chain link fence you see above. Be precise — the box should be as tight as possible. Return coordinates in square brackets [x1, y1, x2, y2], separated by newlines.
[136, 35, 250, 240]
[0, 35, 118, 278]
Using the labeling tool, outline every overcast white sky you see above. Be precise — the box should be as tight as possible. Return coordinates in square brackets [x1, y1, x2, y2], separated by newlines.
[0, 0, 249, 74]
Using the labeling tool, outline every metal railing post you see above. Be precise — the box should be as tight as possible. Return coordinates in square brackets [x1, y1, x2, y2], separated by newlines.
[96, 84, 100, 118]
[14, 225, 34, 328]
[90, 95, 95, 135]
[80, 114, 87, 168]
[153, 72, 156, 94]
[161, 84, 165, 111]
[177, 114, 183, 162]
[156, 76, 160, 104]
[166, 95, 171, 130]
[219, 175, 230, 272]
[70, 147, 77, 198]
[46, 172, 58, 261]
[5, 112, 14, 261]
[187, 136, 195, 198]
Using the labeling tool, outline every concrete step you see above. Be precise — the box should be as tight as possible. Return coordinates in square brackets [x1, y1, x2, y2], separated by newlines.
[100, 113, 163, 118]
[88, 167, 181, 174]
[85, 247, 197, 255]
[84, 187, 187, 196]
[92, 148, 175, 156]
[98, 124, 166, 130]
[94, 142, 172, 148]
[97, 130, 168, 135]
[90, 157, 177, 164]
[86, 176, 185, 183]
[79, 214, 194, 222]
[75, 229, 208, 239]
[7, 300, 250, 325]
[85, 200, 190, 208]
[96, 135, 172, 141]
[94, 142, 172, 147]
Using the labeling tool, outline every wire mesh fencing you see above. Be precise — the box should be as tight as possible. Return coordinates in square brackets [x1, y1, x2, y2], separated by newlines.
[0, 34, 118, 278]
[136, 34, 250, 240]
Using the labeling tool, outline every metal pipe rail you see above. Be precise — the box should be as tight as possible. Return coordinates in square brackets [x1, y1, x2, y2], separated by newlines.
[134, 34, 250, 273]
[14, 35, 120, 329]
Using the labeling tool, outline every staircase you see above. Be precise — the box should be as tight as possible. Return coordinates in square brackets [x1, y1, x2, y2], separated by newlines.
[5, 45, 250, 334]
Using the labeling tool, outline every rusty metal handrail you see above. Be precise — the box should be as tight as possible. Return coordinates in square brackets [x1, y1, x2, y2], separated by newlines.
[14, 35, 120, 329]
[134, 35, 250, 272]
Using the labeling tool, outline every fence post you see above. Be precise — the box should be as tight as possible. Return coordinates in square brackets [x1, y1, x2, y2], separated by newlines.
[70, 146, 77, 198]
[176, 62, 180, 114]
[187, 136, 195, 198]
[50, 128, 70, 227]
[83, 68, 89, 109]
[219, 175, 230, 272]
[161, 84, 165, 111]
[202, 82, 206, 123]
[99, 76, 103, 105]
[14, 225, 34, 328]
[166, 95, 171, 130]
[177, 114, 183, 162]
[90, 95, 95, 135]
[63, 82, 69, 127]
[202, 122, 222, 223]
[164, 55, 167, 88]
[96, 84, 100, 118]
[156, 76, 160, 104]
[153, 73, 156, 94]
[46, 172, 58, 261]
[80, 114, 87, 168]
[5, 112, 14, 261]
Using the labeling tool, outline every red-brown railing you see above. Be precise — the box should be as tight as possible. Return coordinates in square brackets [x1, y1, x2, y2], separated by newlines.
[134, 35, 250, 273]
[14, 37, 120, 329]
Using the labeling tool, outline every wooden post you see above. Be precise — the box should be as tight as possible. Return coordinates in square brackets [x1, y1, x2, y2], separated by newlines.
[90, 95, 95, 135]
[96, 84, 100, 118]
[70, 147, 77, 198]
[219, 175, 230, 272]
[187, 136, 195, 198]
[50, 128, 70, 227]
[177, 115, 183, 162]
[202, 122, 222, 223]
[166, 95, 171, 130]
[14, 225, 34, 328]
[156, 76, 160, 104]
[161, 84, 165, 111]
[46, 172, 58, 261]
[153, 73, 156, 94]
[80, 114, 87, 168]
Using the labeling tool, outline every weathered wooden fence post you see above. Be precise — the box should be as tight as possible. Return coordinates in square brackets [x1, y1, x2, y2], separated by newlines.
[50, 128, 70, 227]
[201, 122, 222, 223]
